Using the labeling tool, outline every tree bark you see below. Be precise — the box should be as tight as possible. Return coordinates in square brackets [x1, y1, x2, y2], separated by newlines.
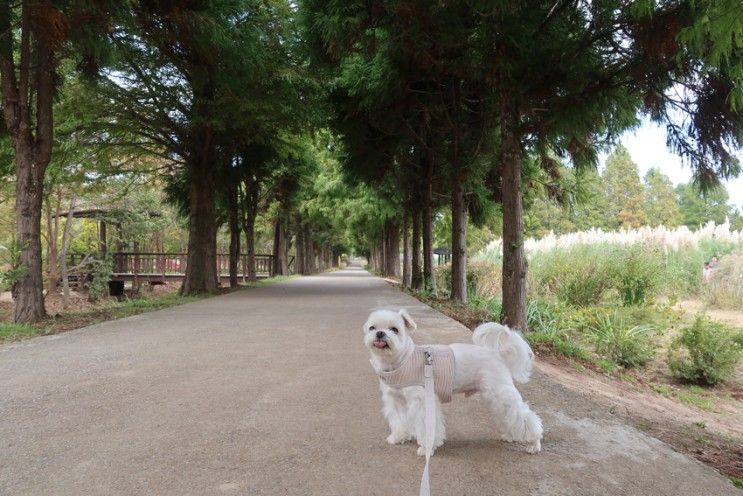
[272, 216, 288, 275]
[295, 220, 305, 275]
[60, 197, 76, 309]
[402, 212, 411, 288]
[422, 166, 436, 294]
[411, 207, 423, 290]
[228, 184, 240, 288]
[0, 1, 57, 322]
[46, 191, 60, 292]
[240, 176, 259, 282]
[181, 143, 218, 294]
[450, 173, 468, 303]
[303, 225, 314, 274]
[500, 96, 528, 331]
[384, 219, 400, 278]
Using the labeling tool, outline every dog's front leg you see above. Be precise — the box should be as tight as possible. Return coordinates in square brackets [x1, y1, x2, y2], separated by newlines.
[381, 383, 412, 445]
[406, 388, 446, 456]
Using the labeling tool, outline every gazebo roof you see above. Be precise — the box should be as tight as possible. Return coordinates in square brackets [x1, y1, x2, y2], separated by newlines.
[55, 208, 162, 220]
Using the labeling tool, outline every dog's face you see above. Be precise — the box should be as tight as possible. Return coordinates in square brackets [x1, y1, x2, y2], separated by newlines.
[363, 309, 417, 357]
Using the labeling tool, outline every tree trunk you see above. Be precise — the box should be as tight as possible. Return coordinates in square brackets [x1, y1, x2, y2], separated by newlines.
[295, 220, 305, 275]
[1, 2, 56, 323]
[402, 213, 411, 288]
[411, 207, 423, 290]
[450, 173, 468, 303]
[272, 216, 288, 275]
[240, 176, 259, 282]
[228, 185, 240, 288]
[500, 97, 528, 331]
[422, 167, 436, 294]
[46, 192, 60, 292]
[60, 197, 76, 309]
[181, 146, 218, 294]
[384, 219, 400, 278]
[303, 225, 314, 274]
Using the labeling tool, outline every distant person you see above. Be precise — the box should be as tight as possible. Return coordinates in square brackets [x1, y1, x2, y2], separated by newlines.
[710, 255, 719, 268]
[703, 261, 712, 283]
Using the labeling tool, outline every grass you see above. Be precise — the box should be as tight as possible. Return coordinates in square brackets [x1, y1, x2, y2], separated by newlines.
[0, 292, 208, 344]
[0, 322, 41, 340]
[706, 252, 743, 309]
[587, 312, 655, 368]
[242, 274, 297, 288]
[649, 383, 715, 411]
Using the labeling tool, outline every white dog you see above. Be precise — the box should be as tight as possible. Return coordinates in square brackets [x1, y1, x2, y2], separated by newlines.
[364, 309, 543, 455]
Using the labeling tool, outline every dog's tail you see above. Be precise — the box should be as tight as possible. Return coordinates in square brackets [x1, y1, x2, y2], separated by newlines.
[472, 322, 535, 383]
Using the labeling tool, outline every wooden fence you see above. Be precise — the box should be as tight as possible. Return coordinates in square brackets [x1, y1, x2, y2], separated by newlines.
[68, 252, 276, 281]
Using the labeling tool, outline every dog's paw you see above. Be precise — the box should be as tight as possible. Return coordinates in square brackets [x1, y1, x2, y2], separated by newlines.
[525, 440, 541, 454]
[386, 433, 410, 445]
[417, 446, 426, 457]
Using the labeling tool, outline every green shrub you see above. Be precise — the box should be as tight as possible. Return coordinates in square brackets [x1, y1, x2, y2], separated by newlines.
[588, 312, 655, 368]
[527, 300, 565, 336]
[668, 316, 743, 386]
[435, 264, 451, 297]
[613, 244, 662, 306]
[86, 257, 113, 302]
[0, 240, 27, 292]
[524, 300, 591, 360]
[468, 260, 502, 299]
[471, 295, 503, 321]
[526, 331, 590, 361]
[529, 244, 613, 305]
[705, 252, 743, 310]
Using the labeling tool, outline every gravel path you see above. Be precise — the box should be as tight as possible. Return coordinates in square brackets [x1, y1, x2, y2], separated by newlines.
[1, 267, 739, 495]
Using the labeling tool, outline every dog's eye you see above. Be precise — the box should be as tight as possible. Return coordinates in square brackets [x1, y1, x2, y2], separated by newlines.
[369, 326, 376, 331]
[390, 327, 399, 334]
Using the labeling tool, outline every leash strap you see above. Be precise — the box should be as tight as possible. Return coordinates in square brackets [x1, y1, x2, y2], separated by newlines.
[419, 351, 435, 496]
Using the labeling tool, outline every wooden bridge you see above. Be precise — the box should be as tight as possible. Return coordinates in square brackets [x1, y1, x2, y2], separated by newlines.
[69, 252, 282, 285]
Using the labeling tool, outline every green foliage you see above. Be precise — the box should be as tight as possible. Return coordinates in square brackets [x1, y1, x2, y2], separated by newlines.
[644, 168, 681, 228]
[677, 183, 732, 229]
[588, 312, 655, 368]
[524, 300, 591, 361]
[614, 244, 662, 306]
[86, 257, 113, 302]
[0, 240, 27, 292]
[668, 316, 743, 386]
[603, 145, 648, 229]
[530, 244, 615, 306]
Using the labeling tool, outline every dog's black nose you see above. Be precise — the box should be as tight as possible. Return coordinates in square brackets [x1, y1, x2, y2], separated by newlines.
[375, 331, 385, 339]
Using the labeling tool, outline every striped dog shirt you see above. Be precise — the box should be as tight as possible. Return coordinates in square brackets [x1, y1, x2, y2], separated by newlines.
[371, 345, 456, 403]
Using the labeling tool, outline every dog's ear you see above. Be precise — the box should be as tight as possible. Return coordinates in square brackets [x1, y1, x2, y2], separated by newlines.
[399, 309, 417, 332]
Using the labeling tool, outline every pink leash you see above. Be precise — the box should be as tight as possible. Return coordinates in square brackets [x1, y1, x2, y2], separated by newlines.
[419, 351, 436, 496]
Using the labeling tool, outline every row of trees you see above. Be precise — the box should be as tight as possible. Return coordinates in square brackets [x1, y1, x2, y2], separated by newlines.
[525, 144, 741, 237]
[0, 1, 345, 323]
[2, 1, 741, 331]
[303, 0, 743, 330]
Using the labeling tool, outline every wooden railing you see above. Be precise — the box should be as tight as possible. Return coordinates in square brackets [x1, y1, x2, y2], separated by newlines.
[69, 252, 275, 279]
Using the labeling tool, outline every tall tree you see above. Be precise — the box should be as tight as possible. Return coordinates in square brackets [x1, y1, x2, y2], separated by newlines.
[677, 182, 732, 228]
[0, 1, 61, 322]
[97, 1, 303, 294]
[644, 168, 682, 228]
[603, 145, 648, 229]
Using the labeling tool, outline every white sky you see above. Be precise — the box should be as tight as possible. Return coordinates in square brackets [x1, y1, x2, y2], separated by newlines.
[598, 119, 743, 210]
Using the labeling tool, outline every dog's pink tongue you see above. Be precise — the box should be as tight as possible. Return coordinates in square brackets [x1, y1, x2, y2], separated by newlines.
[373, 340, 388, 349]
